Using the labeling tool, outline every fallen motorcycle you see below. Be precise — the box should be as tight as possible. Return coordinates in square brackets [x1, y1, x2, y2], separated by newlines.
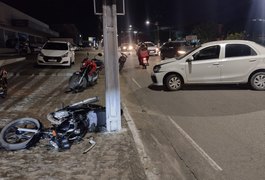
[68, 53, 104, 92]
[0, 96, 106, 151]
[0, 68, 8, 98]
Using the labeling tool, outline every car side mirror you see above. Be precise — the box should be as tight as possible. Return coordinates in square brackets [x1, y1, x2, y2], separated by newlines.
[186, 57, 194, 63]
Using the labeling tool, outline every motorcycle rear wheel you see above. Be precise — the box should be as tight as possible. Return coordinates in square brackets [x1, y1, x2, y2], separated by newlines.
[0, 118, 42, 150]
[69, 73, 87, 91]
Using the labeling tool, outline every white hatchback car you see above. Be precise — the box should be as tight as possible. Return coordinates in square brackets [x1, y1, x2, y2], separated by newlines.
[144, 41, 159, 56]
[151, 40, 265, 91]
[37, 41, 75, 67]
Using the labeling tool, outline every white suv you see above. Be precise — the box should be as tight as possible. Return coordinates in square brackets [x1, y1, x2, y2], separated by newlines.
[37, 41, 75, 67]
[151, 40, 265, 91]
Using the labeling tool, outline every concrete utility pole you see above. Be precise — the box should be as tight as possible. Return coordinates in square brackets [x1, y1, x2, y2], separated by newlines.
[102, 0, 121, 131]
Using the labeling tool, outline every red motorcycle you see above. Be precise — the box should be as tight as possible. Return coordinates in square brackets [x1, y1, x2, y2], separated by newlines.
[137, 45, 149, 69]
[68, 53, 104, 92]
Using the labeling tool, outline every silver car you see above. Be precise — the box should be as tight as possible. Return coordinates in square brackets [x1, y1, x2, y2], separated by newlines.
[151, 40, 265, 91]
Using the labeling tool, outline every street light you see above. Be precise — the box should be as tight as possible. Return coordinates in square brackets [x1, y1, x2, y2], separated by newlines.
[145, 20, 160, 47]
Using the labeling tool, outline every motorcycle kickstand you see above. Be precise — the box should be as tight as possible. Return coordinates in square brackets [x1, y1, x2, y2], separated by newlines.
[83, 136, 96, 154]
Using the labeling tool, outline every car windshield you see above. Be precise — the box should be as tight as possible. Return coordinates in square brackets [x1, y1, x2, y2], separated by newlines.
[43, 42, 68, 50]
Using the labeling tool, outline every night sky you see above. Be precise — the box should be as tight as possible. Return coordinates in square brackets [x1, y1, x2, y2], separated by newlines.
[0, 0, 260, 39]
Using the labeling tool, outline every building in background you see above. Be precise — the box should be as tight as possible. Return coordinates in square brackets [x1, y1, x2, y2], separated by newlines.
[50, 24, 82, 46]
[0, 1, 59, 54]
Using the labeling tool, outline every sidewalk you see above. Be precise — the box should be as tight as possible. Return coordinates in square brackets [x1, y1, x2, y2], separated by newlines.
[0, 54, 147, 180]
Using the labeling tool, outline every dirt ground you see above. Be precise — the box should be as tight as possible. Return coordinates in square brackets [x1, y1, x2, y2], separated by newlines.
[0, 112, 146, 180]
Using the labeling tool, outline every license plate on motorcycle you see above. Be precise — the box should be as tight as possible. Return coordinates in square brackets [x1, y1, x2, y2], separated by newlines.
[143, 59, 147, 64]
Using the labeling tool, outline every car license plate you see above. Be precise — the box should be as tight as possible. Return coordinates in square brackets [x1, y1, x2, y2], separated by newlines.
[48, 59, 57, 62]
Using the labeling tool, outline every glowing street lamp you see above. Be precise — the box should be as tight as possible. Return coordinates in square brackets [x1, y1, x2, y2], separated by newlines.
[145, 20, 160, 47]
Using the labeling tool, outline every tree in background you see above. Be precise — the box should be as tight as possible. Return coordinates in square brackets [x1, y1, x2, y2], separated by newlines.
[225, 32, 245, 40]
[192, 22, 218, 43]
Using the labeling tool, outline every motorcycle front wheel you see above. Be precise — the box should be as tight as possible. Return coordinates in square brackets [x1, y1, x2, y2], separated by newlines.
[69, 73, 87, 91]
[0, 118, 42, 150]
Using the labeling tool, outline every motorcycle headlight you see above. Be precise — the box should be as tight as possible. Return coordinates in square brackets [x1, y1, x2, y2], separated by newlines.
[62, 52, 69, 58]
[153, 65, 161, 73]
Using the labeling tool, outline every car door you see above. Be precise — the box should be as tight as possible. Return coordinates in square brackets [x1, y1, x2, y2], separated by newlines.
[185, 45, 221, 83]
[221, 44, 258, 82]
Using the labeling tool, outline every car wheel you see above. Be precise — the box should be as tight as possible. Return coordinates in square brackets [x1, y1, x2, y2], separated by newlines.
[165, 74, 183, 91]
[250, 72, 265, 90]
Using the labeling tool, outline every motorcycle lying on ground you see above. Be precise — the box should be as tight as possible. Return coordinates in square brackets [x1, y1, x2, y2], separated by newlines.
[118, 52, 127, 72]
[0, 96, 106, 151]
[68, 53, 104, 93]
[0, 69, 8, 98]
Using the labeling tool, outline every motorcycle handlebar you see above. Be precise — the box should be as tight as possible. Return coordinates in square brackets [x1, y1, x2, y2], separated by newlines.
[68, 96, 99, 108]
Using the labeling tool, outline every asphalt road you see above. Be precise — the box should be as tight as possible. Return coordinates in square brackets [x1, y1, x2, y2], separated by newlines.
[120, 52, 265, 180]
[2, 50, 265, 179]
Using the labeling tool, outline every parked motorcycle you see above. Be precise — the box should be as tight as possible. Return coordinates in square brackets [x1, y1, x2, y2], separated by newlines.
[0, 96, 106, 151]
[0, 69, 8, 98]
[118, 52, 127, 72]
[68, 53, 104, 92]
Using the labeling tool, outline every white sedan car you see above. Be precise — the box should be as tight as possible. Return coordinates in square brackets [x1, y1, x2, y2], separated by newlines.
[151, 40, 265, 91]
[37, 41, 75, 67]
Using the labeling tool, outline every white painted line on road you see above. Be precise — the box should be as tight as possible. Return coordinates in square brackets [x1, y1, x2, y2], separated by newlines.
[132, 78, 142, 88]
[168, 116, 223, 172]
[122, 102, 159, 180]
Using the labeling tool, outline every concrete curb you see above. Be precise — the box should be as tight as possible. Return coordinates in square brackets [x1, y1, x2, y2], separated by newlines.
[0, 57, 26, 67]
[122, 102, 159, 180]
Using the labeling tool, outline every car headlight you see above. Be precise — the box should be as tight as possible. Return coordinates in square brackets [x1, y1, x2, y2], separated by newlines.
[39, 52, 44, 57]
[128, 45, 133, 50]
[177, 50, 186, 55]
[62, 52, 69, 57]
[153, 65, 161, 73]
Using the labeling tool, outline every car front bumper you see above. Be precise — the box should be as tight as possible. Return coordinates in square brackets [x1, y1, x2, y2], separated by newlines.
[37, 56, 71, 66]
[151, 72, 164, 86]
